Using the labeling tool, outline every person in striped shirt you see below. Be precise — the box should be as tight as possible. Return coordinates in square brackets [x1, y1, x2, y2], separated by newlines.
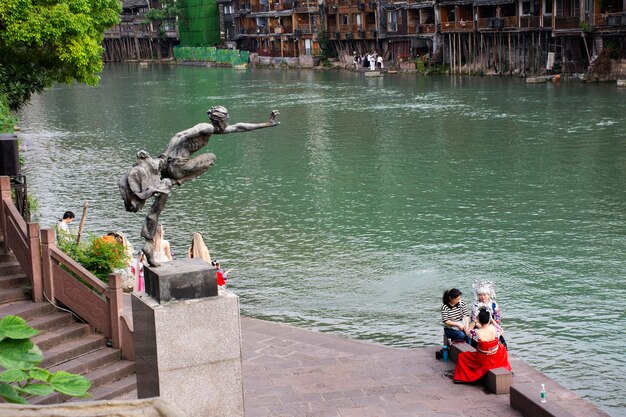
[441, 288, 470, 343]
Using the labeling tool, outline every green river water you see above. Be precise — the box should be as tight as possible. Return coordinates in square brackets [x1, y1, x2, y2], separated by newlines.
[18, 64, 626, 416]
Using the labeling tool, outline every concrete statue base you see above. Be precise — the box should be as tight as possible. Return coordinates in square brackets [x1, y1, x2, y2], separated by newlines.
[133, 274, 244, 417]
[144, 258, 217, 303]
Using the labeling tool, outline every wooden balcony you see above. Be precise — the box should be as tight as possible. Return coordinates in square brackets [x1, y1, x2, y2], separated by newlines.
[294, 0, 318, 13]
[542, 14, 552, 27]
[554, 16, 580, 29]
[296, 24, 318, 34]
[502, 16, 517, 28]
[593, 12, 626, 27]
[338, 24, 359, 32]
[476, 16, 517, 30]
[441, 19, 474, 31]
[408, 23, 436, 34]
[519, 15, 541, 28]
[476, 17, 493, 29]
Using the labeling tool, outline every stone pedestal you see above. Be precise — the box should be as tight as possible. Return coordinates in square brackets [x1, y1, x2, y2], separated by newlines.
[133, 263, 244, 417]
[144, 258, 216, 303]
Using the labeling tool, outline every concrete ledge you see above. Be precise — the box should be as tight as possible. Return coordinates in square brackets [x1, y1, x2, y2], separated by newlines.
[0, 398, 185, 417]
[449, 343, 512, 394]
[511, 383, 575, 417]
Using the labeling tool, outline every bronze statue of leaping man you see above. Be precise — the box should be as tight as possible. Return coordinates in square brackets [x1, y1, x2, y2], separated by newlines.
[120, 107, 280, 267]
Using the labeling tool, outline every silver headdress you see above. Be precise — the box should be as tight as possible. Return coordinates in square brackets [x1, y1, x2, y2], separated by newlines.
[472, 279, 496, 300]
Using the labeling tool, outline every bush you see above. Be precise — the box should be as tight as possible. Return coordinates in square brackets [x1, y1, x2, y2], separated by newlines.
[56, 234, 130, 283]
[0, 315, 91, 403]
[416, 58, 426, 74]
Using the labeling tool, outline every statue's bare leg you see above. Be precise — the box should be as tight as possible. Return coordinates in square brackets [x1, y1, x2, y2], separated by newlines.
[167, 153, 216, 186]
[141, 192, 169, 267]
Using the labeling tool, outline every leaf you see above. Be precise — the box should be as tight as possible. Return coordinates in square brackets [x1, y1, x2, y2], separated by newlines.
[0, 382, 27, 404]
[29, 368, 52, 383]
[17, 383, 54, 397]
[0, 315, 39, 341]
[0, 369, 29, 383]
[49, 371, 91, 397]
[0, 339, 42, 369]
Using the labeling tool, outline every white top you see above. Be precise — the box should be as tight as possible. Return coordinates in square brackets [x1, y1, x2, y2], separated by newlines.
[58, 221, 69, 232]
[154, 239, 171, 263]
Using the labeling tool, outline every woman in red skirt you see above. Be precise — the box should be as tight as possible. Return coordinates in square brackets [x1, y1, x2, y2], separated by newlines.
[453, 307, 511, 383]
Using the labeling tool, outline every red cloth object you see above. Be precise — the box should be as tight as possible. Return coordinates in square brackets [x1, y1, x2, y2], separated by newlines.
[453, 339, 512, 383]
[216, 269, 227, 286]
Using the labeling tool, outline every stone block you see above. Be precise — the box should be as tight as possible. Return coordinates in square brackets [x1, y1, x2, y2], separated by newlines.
[449, 342, 476, 363]
[133, 290, 244, 417]
[511, 383, 575, 417]
[144, 258, 216, 303]
[485, 367, 512, 394]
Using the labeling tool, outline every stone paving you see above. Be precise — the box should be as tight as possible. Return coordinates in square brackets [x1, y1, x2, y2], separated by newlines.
[241, 317, 609, 417]
[122, 295, 608, 417]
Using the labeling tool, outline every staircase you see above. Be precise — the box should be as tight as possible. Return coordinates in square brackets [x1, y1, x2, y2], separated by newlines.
[0, 251, 137, 404]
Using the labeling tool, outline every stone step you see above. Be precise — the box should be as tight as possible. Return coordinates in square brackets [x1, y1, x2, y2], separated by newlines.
[41, 334, 108, 368]
[70, 374, 137, 402]
[0, 272, 28, 289]
[27, 311, 78, 332]
[47, 347, 121, 376]
[0, 300, 57, 320]
[0, 251, 16, 263]
[111, 388, 137, 401]
[33, 359, 135, 405]
[0, 260, 23, 276]
[84, 360, 136, 391]
[0, 285, 31, 304]
[33, 322, 92, 351]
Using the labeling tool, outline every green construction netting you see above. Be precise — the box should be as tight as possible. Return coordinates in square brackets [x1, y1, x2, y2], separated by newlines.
[174, 47, 250, 65]
[178, 0, 220, 46]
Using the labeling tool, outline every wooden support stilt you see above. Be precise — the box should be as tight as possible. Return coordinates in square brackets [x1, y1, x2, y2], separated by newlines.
[508, 32, 512, 73]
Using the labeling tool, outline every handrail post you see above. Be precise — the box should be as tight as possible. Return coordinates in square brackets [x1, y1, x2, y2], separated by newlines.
[27, 222, 43, 302]
[108, 272, 123, 350]
[40, 227, 56, 303]
[0, 176, 10, 253]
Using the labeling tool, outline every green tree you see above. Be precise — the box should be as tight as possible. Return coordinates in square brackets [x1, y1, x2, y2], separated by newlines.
[0, 0, 121, 111]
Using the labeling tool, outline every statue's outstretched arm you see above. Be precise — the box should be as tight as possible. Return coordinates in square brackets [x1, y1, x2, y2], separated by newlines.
[223, 110, 280, 133]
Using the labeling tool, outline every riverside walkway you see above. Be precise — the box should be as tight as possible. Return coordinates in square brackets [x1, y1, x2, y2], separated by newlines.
[240, 317, 609, 417]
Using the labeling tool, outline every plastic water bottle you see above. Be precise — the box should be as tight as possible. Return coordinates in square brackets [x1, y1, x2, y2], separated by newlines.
[540, 384, 547, 403]
[442, 345, 449, 362]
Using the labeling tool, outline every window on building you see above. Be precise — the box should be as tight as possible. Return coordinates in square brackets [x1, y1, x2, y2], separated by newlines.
[341, 14, 349, 25]
[542, 1, 552, 14]
[387, 10, 398, 31]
